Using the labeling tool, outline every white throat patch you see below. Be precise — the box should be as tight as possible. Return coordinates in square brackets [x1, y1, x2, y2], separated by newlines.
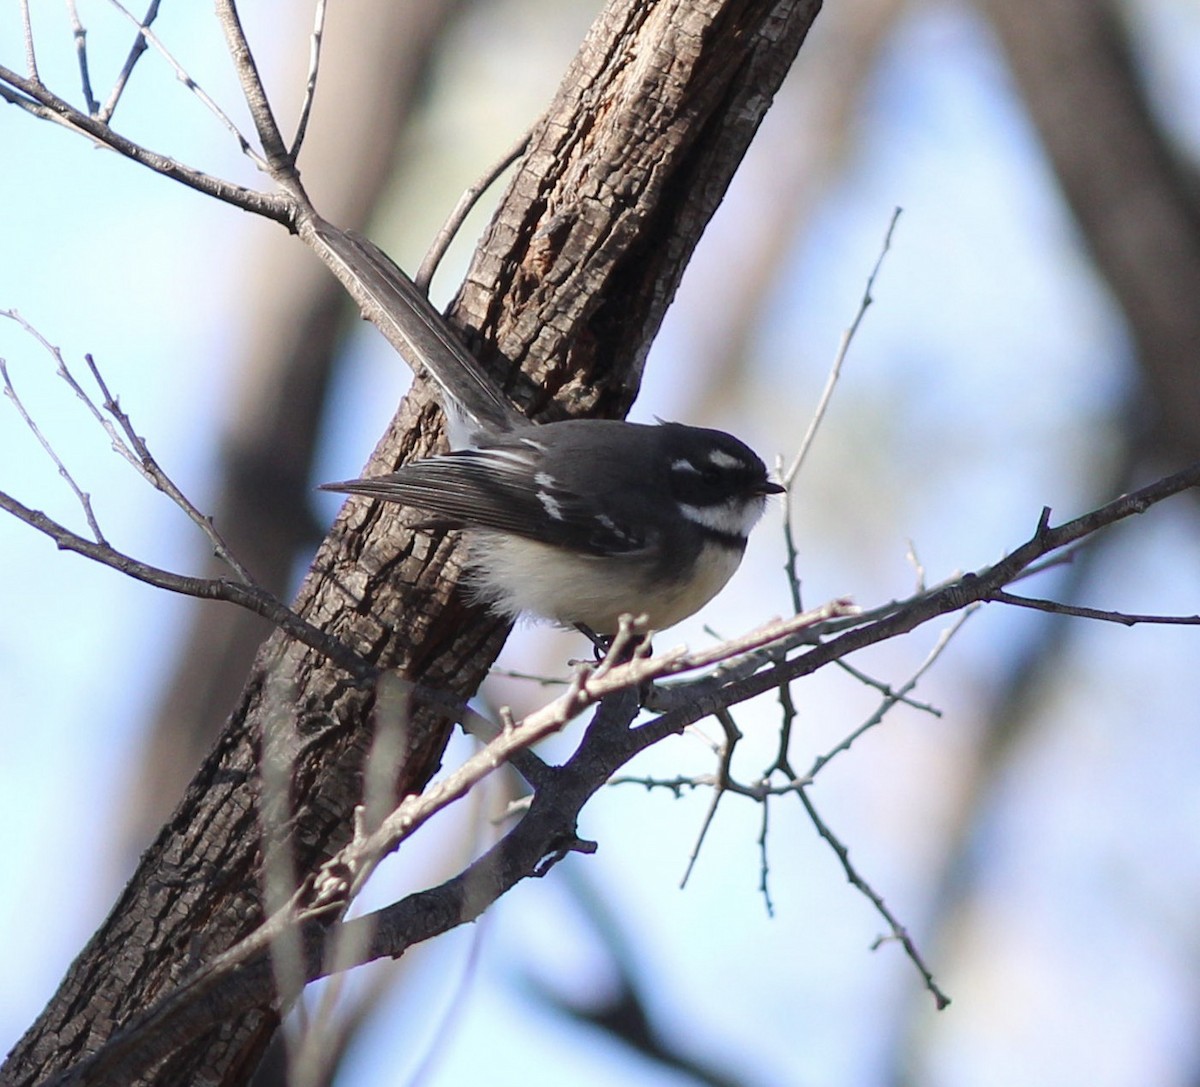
[677, 496, 764, 539]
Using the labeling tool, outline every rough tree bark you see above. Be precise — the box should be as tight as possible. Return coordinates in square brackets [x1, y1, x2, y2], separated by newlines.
[0, 1, 822, 1084]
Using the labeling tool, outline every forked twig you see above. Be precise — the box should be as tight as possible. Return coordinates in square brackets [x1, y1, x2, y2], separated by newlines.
[105, 0, 265, 166]
[1, 310, 255, 583]
[98, 0, 162, 122]
[0, 356, 107, 544]
[0, 63, 292, 220]
[0, 485, 371, 677]
[805, 608, 976, 779]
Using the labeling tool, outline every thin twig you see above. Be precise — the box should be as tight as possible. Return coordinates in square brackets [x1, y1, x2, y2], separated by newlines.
[784, 206, 901, 488]
[835, 660, 942, 715]
[98, 0, 161, 123]
[1, 310, 256, 583]
[104, 0, 266, 167]
[290, 0, 328, 159]
[0, 64, 293, 220]
[990, 589, 1200, 627]
[84, 354, 258, 584]
[779, 206, 902, 614]
[679, 708, 740, 889]
[416, 128, 533, 291]
[770, 658, 800, 776]
[20, 0, 39, 81]
[65, 1, 99, 115]
[0, 488, 370, 677]
[489, 666, 570, 687]
[607, 773, 712, 795]
[807, 608, 976, 779]
[0, 358, 107, 544]
[756, 797, 774, 917]
[797, 786, 950, 1009]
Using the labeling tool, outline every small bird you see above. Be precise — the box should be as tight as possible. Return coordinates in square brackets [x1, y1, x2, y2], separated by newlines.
[314, 223, 783, 635]
[321, 417, 783, 635]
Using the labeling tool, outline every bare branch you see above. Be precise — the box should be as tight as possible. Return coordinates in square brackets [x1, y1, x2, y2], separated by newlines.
[643, 462, 1200, 746]
[0, 64, 292, 219]
[98, 0, 162, 123]
[0, 488, 368, 678]
[1, 310, 258, 583]
[105, 0, 266, 168]
[805, 609, 976, 779]
[797, 786, 951, 1010]
[65, 1, 99, 115]
[0, 356, 107, 544]
[989, 589, 1200, 627]
[300, 610, 854, 925]
[39, 605, 856, 1086]
[213, 0, 291, 171]
[289, 0, 328, 159]
[19, 0, 38, 81]
[83, 353, 259, 583]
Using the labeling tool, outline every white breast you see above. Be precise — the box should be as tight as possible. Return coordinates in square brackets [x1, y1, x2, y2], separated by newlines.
[464, 533, 744, 634]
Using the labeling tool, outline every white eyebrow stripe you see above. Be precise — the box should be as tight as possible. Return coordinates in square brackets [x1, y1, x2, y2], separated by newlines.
[706, 449, 742, 470]
[672, 458, 701, 474]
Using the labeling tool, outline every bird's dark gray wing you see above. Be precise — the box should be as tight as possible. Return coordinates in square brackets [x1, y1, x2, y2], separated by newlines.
[321, 444, 652, 555]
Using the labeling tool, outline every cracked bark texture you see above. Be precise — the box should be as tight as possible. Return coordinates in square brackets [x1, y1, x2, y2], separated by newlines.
[0, 1, 822, 1084]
